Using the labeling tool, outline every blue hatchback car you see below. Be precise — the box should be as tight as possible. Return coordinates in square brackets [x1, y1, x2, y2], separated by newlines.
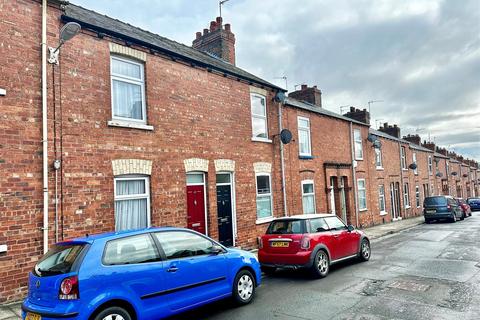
[22, 228, 261, 320]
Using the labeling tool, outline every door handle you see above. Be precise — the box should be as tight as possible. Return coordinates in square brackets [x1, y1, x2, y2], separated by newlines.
[333, 234, 339, 238]
[167, 266, 178, 273]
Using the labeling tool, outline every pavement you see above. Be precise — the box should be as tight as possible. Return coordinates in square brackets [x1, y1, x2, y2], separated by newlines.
[0, 215, 436, 320]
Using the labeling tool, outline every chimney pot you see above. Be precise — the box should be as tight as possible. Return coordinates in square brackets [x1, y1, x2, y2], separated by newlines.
[225, 23, 231, 31]
[196, 31, 202, 39]
[203, 28, 209, 35]
[210, 21, 216, 31]
[350, 107, 355, 112]
[301, 84, 307, 90]
[216, 16, 223, 26]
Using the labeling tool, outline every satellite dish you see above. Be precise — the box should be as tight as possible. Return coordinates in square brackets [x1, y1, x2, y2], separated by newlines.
[280, 129, 292, 144]
[436, 172, 443, 177]
[409, 163, 417, 170]
[274, 91, 286, 103]
[463, 173, 468, 177]
[367, 134, 377, 143]
[451, 171, 457, 176]
[60, 22, 81, 43]
[373, 140, 382, 149]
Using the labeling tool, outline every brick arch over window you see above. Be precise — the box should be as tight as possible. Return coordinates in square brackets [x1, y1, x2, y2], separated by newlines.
[112, 159, 152, 176]
[184, 158, 209, 173]
[214, 159, 235, 172]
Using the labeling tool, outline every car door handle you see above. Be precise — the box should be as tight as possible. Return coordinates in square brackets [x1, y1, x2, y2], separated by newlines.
[167, 266, 178, 273]
[333, 234, 339, 238]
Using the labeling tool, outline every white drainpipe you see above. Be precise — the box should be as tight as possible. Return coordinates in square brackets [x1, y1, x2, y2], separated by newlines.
[42, 0, 49, 253]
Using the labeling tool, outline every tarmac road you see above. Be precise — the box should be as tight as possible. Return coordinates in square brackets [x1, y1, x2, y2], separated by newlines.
[170, 212, 480, 320]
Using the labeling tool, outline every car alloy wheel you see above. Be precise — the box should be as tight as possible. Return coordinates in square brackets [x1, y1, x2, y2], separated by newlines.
[312, 250, 329, 278]
[360, 239, 371, 261]
[94, 307, 131, 320]
[232, 270, 255, 305]
[102, 315, 125, 320]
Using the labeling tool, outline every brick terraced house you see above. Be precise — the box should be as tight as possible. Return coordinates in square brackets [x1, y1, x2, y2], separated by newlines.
[0, 0, 479, 302]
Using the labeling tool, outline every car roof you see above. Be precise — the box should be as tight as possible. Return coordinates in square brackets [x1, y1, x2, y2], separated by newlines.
[61, 226, 190, 244]
[273, 213, 336, 220]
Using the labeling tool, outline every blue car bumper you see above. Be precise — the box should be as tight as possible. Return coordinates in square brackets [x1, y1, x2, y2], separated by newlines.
[22, 300, 80, 320]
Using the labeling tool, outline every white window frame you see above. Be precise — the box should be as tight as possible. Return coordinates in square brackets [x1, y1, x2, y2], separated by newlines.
[403, 183, 410, 208]
[428, 156, 433, 175]
[255, 173, 273, 222]
[110, 55, 147, 124]
[357, 178, 367, 211]
[401, 146, 407, 170]
[250, 93, 269, 141]
[301, 179, 316, 214]
[415, 185, 420, 208]
[114, 175, 151, 230]
[375, 148, 383, 169]
[412, 152, 418, 175]
[297, 116, 312, 157]
[353, 129, 363, 160]
[378, 184, 386, 214]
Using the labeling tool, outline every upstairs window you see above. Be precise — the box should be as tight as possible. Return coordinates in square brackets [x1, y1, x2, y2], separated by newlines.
[298, 117, 312, 156]
[428, 156, 433, 175]
[375, 148, 383, 168]
[111, 56, 146, 122]
[413, 152, 418, 174]
[354, 129, 363, 160]
[251, 94, 268, 140]
[401, 146, 407, 169]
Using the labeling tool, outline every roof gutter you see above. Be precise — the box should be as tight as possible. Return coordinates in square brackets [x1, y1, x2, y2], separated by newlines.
[61, 15, 285, 92]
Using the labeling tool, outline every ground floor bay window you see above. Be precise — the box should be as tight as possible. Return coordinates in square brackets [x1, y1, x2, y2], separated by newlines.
[114, 176, 150, 231]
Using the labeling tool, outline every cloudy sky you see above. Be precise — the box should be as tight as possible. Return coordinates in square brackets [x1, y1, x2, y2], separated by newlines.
[73, 0, 480, 161]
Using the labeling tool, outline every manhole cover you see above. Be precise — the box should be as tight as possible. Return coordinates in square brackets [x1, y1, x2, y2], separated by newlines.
[388, 280, 431, 292]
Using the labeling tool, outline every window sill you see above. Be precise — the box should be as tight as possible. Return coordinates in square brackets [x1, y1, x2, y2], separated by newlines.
[251, 137, 272, 143]
[405, 205, 411, 209]
[355, 158, 364, 161]
[255, 216, 275, 225]
[359, 208, 368, 212]
[299, 155, 314, 160]
[380, 211, 388, 216]
[376, 167, 384, 170]
[402, 169, 408, 171]
[108, 120, 154, 131]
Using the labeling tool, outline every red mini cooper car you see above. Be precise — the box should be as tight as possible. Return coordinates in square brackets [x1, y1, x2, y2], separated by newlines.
[258, 214, 370, 278]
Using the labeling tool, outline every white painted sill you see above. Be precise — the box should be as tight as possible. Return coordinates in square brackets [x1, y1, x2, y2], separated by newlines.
[380, 211, 388, 216]
[251, 137, 273, 143]
[376, 167, 384, 170]
[256, 216, 275, 225]
[108, 120, 154, 131]
[405, 205, 411, 209]
[359, 208, 368, 212]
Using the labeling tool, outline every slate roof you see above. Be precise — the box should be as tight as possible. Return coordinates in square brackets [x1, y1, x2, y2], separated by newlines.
[434, 152, 449, 159]
[62, 4, 284, 91]
[369, 128, 434, 153]
[284, 98, 369, 126]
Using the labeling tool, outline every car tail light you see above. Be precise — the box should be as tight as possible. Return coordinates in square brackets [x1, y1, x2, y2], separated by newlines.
[300, 236, 310, 250]
[447, 204, 451, 211]
[59, 276, 79, 300]
[257, 237, 263, 249]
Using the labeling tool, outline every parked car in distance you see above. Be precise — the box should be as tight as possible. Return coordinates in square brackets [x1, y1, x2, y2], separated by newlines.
[456, 198, 472, 218]
[467, 197, 480, 211]
[423, 195, 464, 223]
[22, 228, 261, 320]
[258, 214, 370, 279]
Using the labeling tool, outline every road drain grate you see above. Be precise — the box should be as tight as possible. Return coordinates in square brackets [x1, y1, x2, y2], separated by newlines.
[387, 280, 431, 292]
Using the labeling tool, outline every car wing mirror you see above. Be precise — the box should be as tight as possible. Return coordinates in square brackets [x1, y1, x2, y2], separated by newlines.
[210, 244, 224, 255]
[347, 225, 355, 232]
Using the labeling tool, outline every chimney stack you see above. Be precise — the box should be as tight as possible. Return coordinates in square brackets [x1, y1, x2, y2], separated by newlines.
[193, 16, 236, 65]
[288, 84, 322, 107]
[403, 134, 421, 146]
[343, 107, 371, 125]
[379, 122, 401, 138]
[422, 140, 436, 152]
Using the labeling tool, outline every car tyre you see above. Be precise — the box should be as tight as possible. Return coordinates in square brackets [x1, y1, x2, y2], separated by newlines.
[232, 270, 255, 305]
[94, 306, 132, 320]
[461, 212, 465, 220]
[261, 266, 276, 275]
[451, 214, 457, 223]
[425, 219, 431, 224]
[311, 250, 329, 279]
[359, 239, 371, 262]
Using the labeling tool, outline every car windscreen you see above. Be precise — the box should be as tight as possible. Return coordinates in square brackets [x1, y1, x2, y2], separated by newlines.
[424, 196, 447, 206]
[266, 220, 304, 234]
[468, 198, 480, 204]
[33, 243, 86, 277]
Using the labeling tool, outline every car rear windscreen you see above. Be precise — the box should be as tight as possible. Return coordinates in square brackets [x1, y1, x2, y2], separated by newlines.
[267, 220, 304, 234]
[33, 243, 86, 277]
[424, 196, 447, 206]
[468, 198, 480, 204]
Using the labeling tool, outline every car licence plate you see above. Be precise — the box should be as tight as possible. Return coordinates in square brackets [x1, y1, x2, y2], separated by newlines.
[26, 313, 41, 320]
[271, 241, 289, 247]
[426, 210, 436, 214]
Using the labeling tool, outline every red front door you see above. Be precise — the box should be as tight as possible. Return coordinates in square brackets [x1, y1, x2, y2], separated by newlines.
[187, 185, 206, 234]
